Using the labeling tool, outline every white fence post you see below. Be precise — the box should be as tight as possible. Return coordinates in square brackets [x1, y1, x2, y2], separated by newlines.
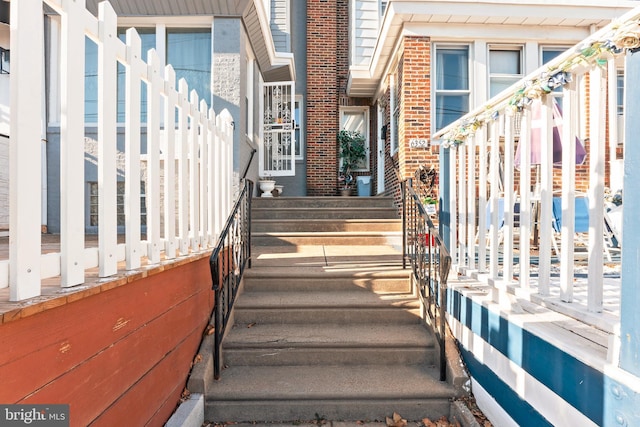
[199, 99, 209, 248]
[124, 28, 143, 270]
[163, 65, 178, 260]
[9, 0, 44, 300]
[189, 91, 200, 250]
[97, 2, 119, 277]
[59, 0, 86, 286]
[178, 79, 190, 255]
[146, 50, 163, 264]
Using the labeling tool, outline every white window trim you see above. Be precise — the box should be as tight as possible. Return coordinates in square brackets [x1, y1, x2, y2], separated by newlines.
[432, 43, 471, 132]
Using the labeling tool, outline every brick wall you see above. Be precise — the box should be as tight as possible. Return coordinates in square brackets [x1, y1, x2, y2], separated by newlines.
[306, 0, 340, 195]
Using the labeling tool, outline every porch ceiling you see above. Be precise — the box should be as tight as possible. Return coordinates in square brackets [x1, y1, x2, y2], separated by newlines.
[84, 0, 294, 82]
[348, 0, 638, 98]
[85, 0, 251, 17]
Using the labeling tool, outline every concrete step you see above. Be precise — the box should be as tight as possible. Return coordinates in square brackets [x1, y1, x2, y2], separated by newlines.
[251, 207, 399, 220]
[205, 364, 456, 422]
[233, 291, 421, 324]
[252, 231, 402, 246]
[252, 196, 397, 210]
[251, 219, 402, 233]
[242, 269, 411, 293]
[223, 323, 435, 366]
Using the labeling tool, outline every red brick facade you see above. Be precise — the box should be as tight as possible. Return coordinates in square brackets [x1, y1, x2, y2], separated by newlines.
[306, 0, 340, 196]
[306, 4, 438, 197]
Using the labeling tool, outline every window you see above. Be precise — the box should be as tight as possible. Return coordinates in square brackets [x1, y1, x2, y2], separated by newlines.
[380, 1, 388, 16]
[489, 46, 523, 98]
[434, 45, 469, 131]
[541, 46, 567, 100]
[85, 37, 98, 123]
[85, 26, 211, 123]
[88, 181, 146, 228]
[0, 47, 9, 74]
[167, 29, 212, 108]
[117, 29, 156, 123]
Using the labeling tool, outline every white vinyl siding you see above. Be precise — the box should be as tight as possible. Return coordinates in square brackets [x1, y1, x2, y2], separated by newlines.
[352, 0, 379, 66]
[270, 0, 290, 52]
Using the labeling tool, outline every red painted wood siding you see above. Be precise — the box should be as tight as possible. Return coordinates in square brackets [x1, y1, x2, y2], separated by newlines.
[0, 257, 213, 427]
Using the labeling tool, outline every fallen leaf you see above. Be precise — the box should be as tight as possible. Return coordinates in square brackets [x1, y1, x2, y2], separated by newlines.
[386, 412, 407, 427]
[247, 322, 256, 328]
[193, 354, 203, 364]
[422, 418, 437, 427]
[204, 324, 215, 335]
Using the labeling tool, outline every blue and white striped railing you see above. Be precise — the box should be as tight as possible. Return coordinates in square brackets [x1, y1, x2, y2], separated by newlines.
[433, 8, 640, 326]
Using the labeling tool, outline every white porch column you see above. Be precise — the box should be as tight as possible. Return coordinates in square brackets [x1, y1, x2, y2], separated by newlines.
[620, 48, 640, 377]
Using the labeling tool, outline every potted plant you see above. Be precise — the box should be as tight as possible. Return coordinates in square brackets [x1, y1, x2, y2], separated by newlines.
[258, 175, 276, 197]
[338, 130, 366, 196]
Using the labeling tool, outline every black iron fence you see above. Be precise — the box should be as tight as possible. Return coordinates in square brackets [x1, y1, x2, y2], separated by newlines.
[209, 179, 253, 379]
[404, 176, 451, 381]
[387, 154, 452, 382]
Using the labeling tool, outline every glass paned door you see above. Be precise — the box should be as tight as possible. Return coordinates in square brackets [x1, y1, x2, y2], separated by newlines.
[260, 81, 296, 176]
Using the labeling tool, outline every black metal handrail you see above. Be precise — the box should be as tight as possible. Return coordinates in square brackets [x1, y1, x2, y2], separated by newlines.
[404, 177, 451, 381]
[209, 179, 253, 379]
[386, 155, 451, 380]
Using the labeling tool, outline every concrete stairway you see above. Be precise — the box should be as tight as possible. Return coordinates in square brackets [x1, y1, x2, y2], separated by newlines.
[204, 197, 461, 422]
[251, 196, 402, 246]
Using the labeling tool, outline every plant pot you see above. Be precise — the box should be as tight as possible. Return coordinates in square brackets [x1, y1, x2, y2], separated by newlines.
[339, 188, 353, 197]
[273, 185, 284, 197]
[259, 180, 276, 197]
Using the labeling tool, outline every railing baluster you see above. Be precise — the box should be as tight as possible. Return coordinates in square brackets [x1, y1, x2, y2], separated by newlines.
[560, 80, 578, 302]
[503, 112, 515, 284]
[518, 108, 532, 288]
[588, 65, 607, 312]
[466, 134, 476, 271]
[477, 126, 487, 273]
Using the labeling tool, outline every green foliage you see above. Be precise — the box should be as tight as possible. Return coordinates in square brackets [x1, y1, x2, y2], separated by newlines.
[338, 130, 366, 177]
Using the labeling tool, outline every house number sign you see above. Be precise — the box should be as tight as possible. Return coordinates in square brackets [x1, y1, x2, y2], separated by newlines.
[409, 138, 430, 149]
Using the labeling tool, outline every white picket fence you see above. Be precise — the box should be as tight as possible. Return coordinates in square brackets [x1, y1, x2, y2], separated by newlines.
[434, 8, 640, 328]
[4, 0, 234, 301]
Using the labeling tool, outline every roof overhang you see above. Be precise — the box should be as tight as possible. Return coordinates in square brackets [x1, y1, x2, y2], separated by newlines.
[83, 0, 294, 82]
[348, 0, 639, 98]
